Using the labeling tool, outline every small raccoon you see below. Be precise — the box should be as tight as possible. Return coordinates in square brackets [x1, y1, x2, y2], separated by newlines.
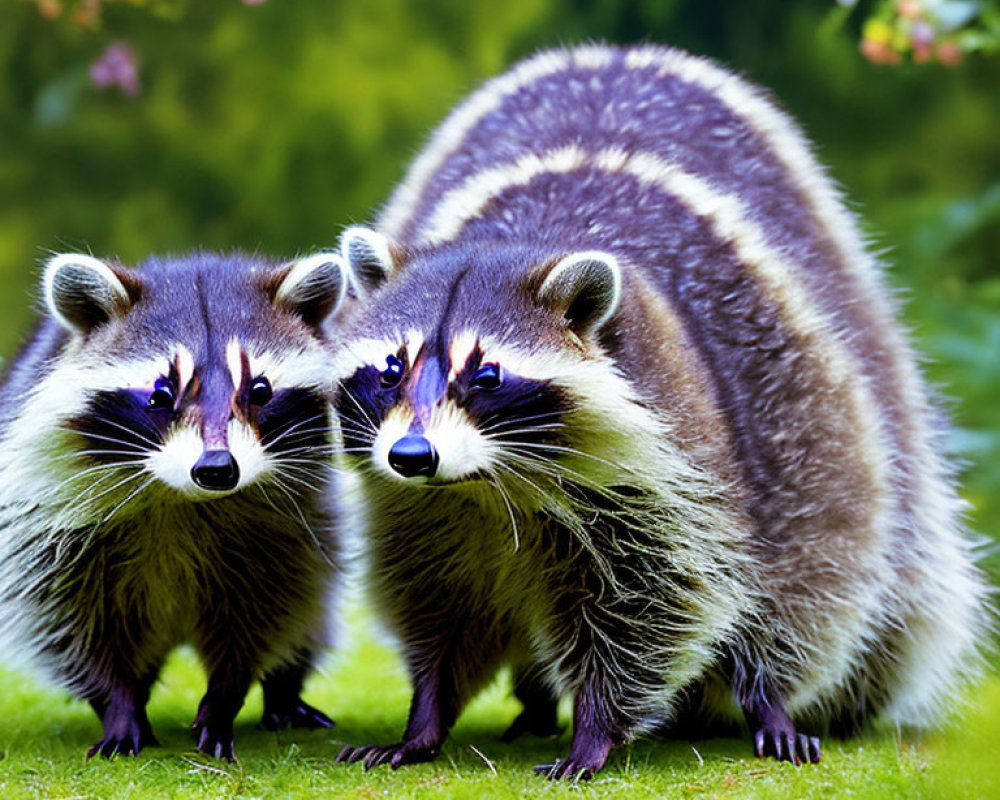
[0, 249, 346, 759]
[329, 44, 989, 779]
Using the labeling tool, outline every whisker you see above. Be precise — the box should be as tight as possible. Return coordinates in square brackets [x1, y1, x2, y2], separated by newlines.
[499, 440, 632, 476]
[483, 422, 565, 439]
[486, 471, 520, 552]
[336, 418, 377, 438]
[491, 460, 557, 501]
[263, 413, 330, 447]
[273, 470, 326, 495]
[55, 448, 147, 461]
[56, 429, 153, 453]
[73, 468, 149, 518]
[498, 449, 618, 497]
[40, 460, 146, 501]
[97, 475, 156, 526]
[61, 416, 160, 450]
[334, 381, 379, 434]
[265, 475, 335, 568]
[478, 409, 565, 435]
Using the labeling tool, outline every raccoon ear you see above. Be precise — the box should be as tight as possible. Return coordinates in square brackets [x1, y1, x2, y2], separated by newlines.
[272, 252, 348, 328]
[43, 253, 137, 334]
[536, 251, 621, 337]
[340, 226, 394, 293]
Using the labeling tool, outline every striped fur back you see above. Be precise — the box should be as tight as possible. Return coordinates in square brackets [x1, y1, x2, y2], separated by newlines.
[368, 44, 986, 727]
[328, 49, 991, 778]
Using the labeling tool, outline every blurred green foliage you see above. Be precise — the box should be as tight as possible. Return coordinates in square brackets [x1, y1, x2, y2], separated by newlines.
[0, 0, 998, 572]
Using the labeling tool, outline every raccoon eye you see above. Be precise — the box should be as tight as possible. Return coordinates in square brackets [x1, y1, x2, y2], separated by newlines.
[148, 378, 175, 411]
[471, 363, 502, 390]
[249, 377, 273, 406]
[379, 354, 404, 389]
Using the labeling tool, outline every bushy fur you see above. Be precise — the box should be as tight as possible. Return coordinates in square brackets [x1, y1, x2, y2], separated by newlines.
[0, 249, 346, 759]
[330, 44, 989, 778]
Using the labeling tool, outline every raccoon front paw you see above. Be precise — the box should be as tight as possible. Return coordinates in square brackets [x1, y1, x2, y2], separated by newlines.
[87, 710, 158, 758]
[336, 739, 440, 770]
[752, 723, 821, 765]
[260, 699, 335, 731]
[533, 755, 604, 781]
[87, 726, 158, 759]
[534, 739, 612, 780]
[192, 722, 236, 761]
[191, 711, 236, 761]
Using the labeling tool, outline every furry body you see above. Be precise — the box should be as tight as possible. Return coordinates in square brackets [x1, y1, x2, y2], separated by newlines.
[331, 44, 988, 777]
[0, 250, 346, 758]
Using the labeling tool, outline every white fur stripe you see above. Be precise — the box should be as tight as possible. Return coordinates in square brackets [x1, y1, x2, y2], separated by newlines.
[419, 146, 588, 246]
[379, 48, 613, 240]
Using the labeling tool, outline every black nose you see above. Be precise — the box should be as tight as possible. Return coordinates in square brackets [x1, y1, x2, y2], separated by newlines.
[388, 435, 439, 478]
[191, 449, 241, 491]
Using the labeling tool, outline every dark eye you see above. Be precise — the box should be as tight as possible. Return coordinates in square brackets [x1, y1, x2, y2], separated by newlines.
[249, 376, 273, 406]
[471, 363, 502, 390]
[379, 354, 404, 389]
[148, 378, 175, 410]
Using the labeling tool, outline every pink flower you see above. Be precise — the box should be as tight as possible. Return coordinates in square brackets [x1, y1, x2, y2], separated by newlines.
[90, 42, 140, 97]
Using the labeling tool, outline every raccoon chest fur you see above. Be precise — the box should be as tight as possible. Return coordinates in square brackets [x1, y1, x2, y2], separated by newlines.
[365, 485, 557, 631]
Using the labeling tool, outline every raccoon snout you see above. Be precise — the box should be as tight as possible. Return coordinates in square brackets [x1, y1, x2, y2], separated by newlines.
[387, 435, 439, 479]
[190, 449, 241, 491]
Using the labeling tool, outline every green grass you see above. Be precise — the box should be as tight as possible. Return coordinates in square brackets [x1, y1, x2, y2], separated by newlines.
[0, 609, 997, 799]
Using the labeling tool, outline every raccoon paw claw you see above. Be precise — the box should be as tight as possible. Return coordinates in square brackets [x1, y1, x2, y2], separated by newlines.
[87, 716, 157, 758]
[337, 740, 439, 770]
[192, 721, 236, 761]
[260, 700, 335, 731]
[753, 725, 821, 765]
[501, 708, 563, 742]
[533, 758, 600, 781]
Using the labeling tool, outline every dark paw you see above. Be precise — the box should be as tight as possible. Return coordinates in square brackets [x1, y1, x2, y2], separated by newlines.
[534, 744, 610, 781]
[533, 758, 601, 781]
[87, 729, 158, 759]
[501, 708, 563, 742]
[87, 715, 157, 759]
[260, 700, 335, 732]
[192, 719, 236, 761]
[336, 740, 440, 771]
[753, 726, 821, 765]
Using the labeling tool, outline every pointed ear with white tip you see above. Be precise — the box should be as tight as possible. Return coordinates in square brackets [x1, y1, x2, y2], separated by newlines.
[339, 226, 394, 293]
[536, 251, 622, 337]
[44, 253, 137, 334]
[272, 252, 348, 328]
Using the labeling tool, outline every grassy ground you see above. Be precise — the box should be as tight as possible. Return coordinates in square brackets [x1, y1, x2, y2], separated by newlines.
[0, 611, 997, 800]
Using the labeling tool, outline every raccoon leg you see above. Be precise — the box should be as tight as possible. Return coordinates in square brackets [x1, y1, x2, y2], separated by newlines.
[337, 658, 455, 770]
[190, 660, 253, 761]
[534, 673, 627, 780]
[86, 674, 159, 758]
[337, 619, 504, 770]
[260, 648, 335, 731]
[739, 681, 821, 765]
[501, 663, 562, 742]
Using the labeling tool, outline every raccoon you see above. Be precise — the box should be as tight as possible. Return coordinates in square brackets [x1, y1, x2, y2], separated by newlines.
[0, 249, 346, 759]
[330, 44, 989, 778]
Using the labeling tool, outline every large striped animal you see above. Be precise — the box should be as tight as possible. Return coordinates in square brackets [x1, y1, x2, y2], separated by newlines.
[330, 44, 988, 779]
[0, 250, 346, 759]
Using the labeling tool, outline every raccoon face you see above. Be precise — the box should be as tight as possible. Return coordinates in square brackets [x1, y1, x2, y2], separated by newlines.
[333, 227, 622, 490]
[42, 251, 345, 503]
